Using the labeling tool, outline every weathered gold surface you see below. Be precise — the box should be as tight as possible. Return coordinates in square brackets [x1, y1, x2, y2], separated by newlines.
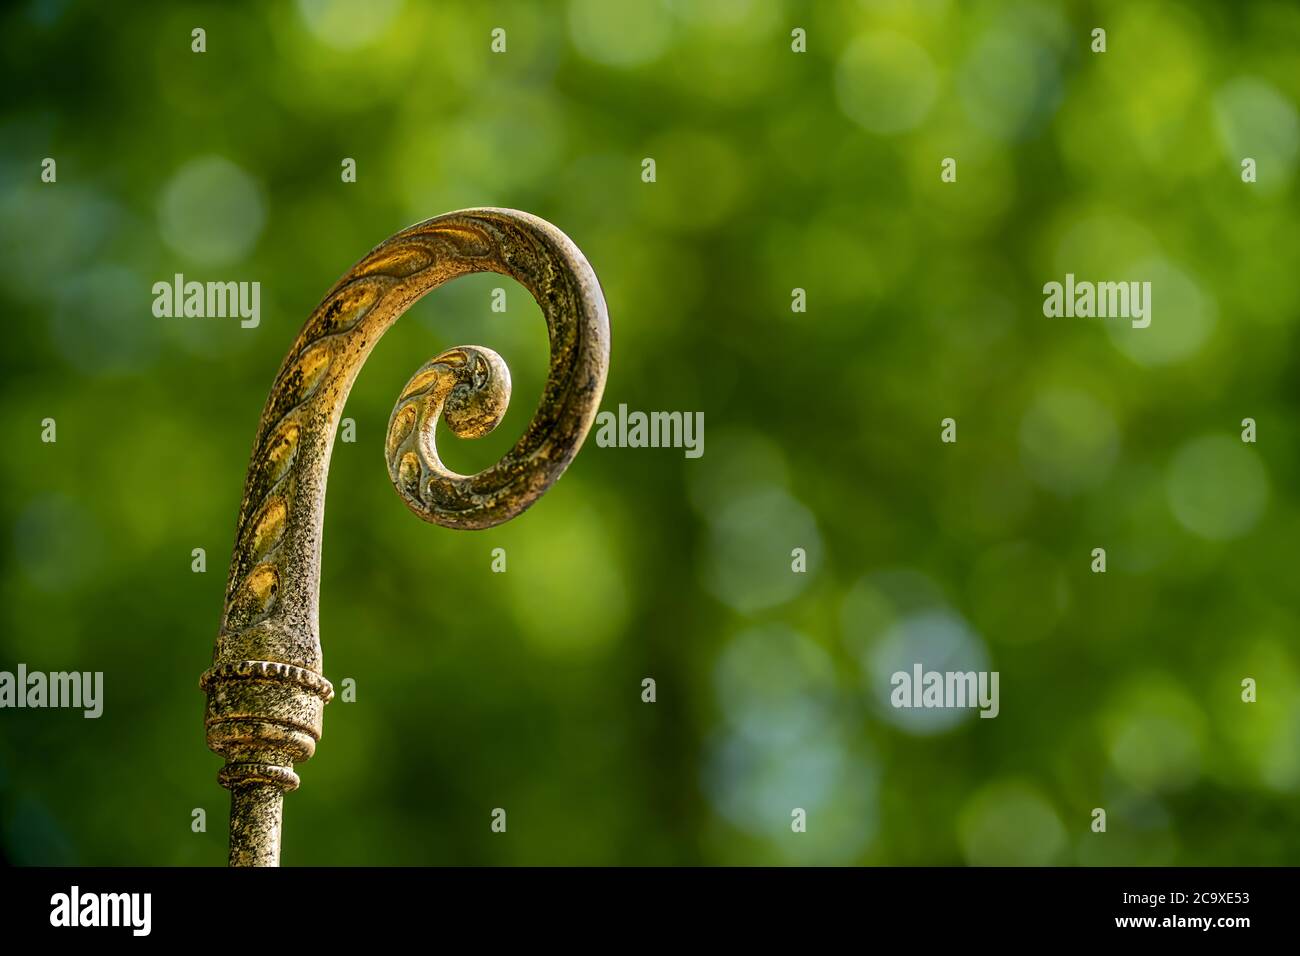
[201, 208, 610, 866]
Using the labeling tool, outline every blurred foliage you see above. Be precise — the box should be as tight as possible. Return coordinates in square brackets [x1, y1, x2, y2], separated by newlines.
[1, 0, 1299, 865]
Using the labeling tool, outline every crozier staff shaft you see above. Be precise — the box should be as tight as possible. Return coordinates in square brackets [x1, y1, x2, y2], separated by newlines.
[201, 208, 610, 866]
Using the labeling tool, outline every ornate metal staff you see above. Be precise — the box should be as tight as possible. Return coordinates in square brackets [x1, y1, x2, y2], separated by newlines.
[200, 208, 609, 866]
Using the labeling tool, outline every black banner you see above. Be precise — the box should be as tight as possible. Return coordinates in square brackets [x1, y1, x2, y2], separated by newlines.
[0, 866, 1280, 942]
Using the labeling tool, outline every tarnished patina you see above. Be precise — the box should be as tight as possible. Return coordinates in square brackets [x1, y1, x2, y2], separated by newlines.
[200, 208, 610, 866]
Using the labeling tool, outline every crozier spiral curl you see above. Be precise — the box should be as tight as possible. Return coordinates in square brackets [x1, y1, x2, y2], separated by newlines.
[212, 208, 610, 669]
[386, 345, 516, 524]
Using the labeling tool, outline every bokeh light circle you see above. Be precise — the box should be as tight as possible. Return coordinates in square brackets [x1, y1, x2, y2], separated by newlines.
[158, 156, 266, 266]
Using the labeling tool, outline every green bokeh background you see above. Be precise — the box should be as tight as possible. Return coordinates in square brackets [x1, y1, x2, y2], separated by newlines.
[1, 0, 1298, 865]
